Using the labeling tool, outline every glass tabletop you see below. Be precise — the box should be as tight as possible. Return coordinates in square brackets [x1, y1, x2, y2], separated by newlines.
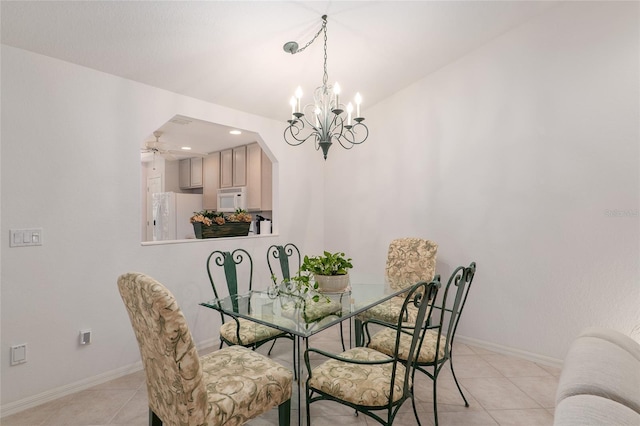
[200, 282, 408, 338]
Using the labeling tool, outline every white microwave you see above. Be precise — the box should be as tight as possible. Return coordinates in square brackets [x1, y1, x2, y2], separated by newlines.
[217, 187, 247, 212]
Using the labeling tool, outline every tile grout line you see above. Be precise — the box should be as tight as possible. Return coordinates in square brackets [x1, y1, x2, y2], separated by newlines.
[104, 390, 139, 426]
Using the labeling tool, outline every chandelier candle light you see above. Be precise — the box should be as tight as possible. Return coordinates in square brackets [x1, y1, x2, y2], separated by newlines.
[283, 15, 368, 160]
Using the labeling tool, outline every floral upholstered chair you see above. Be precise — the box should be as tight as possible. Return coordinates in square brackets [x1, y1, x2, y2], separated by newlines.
[365, 262, 477, 426]
[355, 238, 438, 345]
[304, 279, 440, 426]
[118, 272, 293, 426]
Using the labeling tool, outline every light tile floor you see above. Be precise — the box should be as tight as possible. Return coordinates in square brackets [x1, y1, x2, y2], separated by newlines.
[2, 325, 561, 426]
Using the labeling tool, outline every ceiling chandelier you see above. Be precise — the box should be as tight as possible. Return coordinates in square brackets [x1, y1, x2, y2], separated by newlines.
[283, 15, 368, 160]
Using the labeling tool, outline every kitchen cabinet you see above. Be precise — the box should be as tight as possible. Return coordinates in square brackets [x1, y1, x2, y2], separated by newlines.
[220, 149, 233, 188]
[233, 145, 247, 187]
[246, 143, 272, 211]
[179, 157, 203, 189]
[203, 152, 220, 210]
[220, 146, 246, 188]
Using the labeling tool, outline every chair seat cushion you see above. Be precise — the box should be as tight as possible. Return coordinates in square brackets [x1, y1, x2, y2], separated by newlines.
[356, 296, 420, 324]
[308, 347, 410, 407]
[200, 345, 293, 425]
[368, 328, 447, 364]
[220, 317, 285, 345]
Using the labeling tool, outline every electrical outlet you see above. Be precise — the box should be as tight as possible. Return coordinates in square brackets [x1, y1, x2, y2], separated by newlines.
[79, 330, 92, 345]
[10, 344, 27, 365]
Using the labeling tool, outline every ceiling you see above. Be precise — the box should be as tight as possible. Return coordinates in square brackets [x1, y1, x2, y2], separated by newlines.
[1, 1, 558, 154]
[141, 115, 260, 161]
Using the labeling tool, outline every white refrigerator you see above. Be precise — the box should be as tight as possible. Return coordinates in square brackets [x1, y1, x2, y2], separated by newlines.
[152, 192, 203, 241]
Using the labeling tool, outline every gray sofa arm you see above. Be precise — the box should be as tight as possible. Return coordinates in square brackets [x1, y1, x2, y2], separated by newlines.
[553, 327, 640, 425]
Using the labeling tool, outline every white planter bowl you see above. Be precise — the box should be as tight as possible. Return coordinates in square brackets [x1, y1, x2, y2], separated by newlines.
[314, 274, 350, 293]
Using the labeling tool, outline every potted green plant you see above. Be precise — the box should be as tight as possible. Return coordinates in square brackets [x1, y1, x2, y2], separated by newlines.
[300, 251, 353, 292]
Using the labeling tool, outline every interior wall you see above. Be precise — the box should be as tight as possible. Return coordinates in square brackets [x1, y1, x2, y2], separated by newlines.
[324, 1, 639, 360]
[0, 45, 325, 407]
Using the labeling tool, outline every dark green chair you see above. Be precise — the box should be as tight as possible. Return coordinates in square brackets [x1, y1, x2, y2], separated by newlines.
[267, 243, 301, 284]
[304, 278, 441, 426]
[365, 262, 477, 426]
[206, 249, 295, 358]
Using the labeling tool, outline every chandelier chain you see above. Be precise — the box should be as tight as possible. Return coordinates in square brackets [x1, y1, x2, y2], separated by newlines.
[322, 23, 328, 86]
[291, 17, 326, 55]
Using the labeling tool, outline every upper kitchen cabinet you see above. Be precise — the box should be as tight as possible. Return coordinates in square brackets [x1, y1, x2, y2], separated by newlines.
[179, 157, 203, 189]
[220, 146, 246, 188]
[220, 149, 232, 188]
[246, 142, 272, 211]
[233, 146, 247, 187]
[203, 152, 220, 210]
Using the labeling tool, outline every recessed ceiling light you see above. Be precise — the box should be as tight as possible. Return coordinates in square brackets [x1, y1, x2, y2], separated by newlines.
[229, 130, 242, 135]
[181, 146, 192, 150]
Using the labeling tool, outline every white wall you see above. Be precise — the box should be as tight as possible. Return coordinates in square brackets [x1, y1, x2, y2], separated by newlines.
[325, 1, 639, 360]
[0, 45, 326, 408]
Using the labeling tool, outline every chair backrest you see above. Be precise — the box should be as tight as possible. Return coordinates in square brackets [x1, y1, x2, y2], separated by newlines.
[267, 243, 301, 284]
[207, 248, 254, 299]
[117, 272, 209, 425]
[431, 262, 476, 360]
[385, 238, 438, 291]
[391, 278, 441, 401]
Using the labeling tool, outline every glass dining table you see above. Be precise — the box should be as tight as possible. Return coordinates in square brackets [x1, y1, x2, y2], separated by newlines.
[199, 281, 407, 423]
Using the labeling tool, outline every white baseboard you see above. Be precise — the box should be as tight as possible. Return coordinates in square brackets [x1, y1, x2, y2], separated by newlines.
[0, 338, 219, 418]
[456, 334, 564, 369]
[0, 361, 143, 418]
[3, 335, 559, 417]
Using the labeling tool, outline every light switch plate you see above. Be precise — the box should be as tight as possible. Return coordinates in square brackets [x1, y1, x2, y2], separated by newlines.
[10, 229, 43, 247]
[10, 344, 27, 365]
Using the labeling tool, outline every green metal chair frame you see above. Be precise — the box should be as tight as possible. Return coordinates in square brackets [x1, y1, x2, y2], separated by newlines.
[364, 262, 476, 426]
[304, 278, 441, 426]
[206, 249, 295, 356]
[267, 243, 301, 284]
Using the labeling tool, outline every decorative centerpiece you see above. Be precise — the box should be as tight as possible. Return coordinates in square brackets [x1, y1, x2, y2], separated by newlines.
[269, 273, 317, 301]
[300, 251, 353, 292]
[190, 208, 252, 239]
[269, 273, 340, 323]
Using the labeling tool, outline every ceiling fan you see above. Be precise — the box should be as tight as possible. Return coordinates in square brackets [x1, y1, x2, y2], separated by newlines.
[141, 131, 206, 161]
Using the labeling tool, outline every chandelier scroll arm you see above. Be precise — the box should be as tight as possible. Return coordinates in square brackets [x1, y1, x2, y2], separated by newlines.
[337, 120, 369, 149]
[284, 114, 321, 147]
